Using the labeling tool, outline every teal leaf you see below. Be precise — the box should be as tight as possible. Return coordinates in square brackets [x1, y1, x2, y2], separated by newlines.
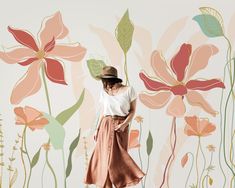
[56, 89, 85, 126]
[31, 147, 41, 168]
[43, 113, 65, 150]
[115, 9, 134, 54]
[87, 59, 106, 80]
[146, 131, 153, 156]
[193, 14, 224, 37]
[66, 129, 81, 178]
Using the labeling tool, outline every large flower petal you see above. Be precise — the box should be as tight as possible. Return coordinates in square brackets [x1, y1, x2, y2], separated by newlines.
[151, 50, 178, 85]
[139, 71, 171, 91]
[39, 11, 69, 48]
[128, 130, 140, 149]
[186, 79, 225, 91]
[14, 107, 27, 124]
[47, 43, 86, 62]
[185, 45, 218, 80]
[11, 61, 41, 104]
[186, 91, 217, 116]
[28, 119, 49, 130]
[167, 96, 186, 117]
[44, 58, 67, 85]
[0, 47, 35, 64]
[199, 119, 216, 137]
[8, 27, 39, 51]
[139, 91, 171, 109]
[19, 57, 38, 66]
[184, 116, 199, 136]
[24, 106, 42, 123]
[170, 43, 192, 82]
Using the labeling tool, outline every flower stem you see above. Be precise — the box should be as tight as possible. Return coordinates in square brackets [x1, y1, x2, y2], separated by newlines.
[41, 65, 57, 188]
[124, 53, 130, 86]
[159, 117, 177, 188]
[205, 152, 213, 188]
[138, 122, 144, 188]
[222, 38, 235, 177]
[199, 138, 206, 188]
[24, 128, 32, 188]
[184, 152, 194, 188]
[143, 156, 150, 187]
[196, 137, 200, 188]
[62, 148, 67, 188]
[21, 127, 27, 188]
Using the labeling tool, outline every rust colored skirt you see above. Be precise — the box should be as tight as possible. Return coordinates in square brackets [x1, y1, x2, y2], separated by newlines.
[84, 115, 145, 188]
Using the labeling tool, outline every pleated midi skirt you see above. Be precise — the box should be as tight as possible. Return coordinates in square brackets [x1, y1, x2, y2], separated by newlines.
[84, 115, 145, 188]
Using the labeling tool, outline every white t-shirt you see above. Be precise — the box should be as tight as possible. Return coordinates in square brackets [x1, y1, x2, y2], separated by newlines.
[99, 86, 137, 116]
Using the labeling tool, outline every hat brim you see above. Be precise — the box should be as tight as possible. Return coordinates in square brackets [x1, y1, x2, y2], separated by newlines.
[96, 75, 122, 82]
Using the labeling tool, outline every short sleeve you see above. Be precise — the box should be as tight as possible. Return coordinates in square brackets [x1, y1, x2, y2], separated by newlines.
[129, 86, 137, 102]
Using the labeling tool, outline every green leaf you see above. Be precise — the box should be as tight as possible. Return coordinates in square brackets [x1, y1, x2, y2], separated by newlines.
[199, 7, 224, 31]
[193, 14, 224, 37]
[56, 89, 85, 126]
[87, 59, 106, 80]
[146, 131, 153, 156]
[115, 9, 134, 54]
[43, 113, 65, 150]
[66, 129, 81, 178]
[31, 147, 41, 168]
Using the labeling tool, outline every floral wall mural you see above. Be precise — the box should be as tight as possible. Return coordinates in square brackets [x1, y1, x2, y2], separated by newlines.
[0, 0, 235, 187]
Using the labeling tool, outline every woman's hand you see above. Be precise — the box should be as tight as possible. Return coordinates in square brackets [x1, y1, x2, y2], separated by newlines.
[115, 123, 128, 132]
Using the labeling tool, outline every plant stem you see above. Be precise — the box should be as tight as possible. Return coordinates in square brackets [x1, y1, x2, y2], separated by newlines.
[143, 156, 150, 187]
[21, 127, 27, 188]
[184, 152, 194, 188]
[206, 152, 213, 188]
[196, 137, 200, 188]
[159, 117, 177, 188]
[199, 138, 206, 188]
[138, 122, 144, 188]
[62, 148, 67, 188]
[41, 65, 57, 188]
[24, 128, 32, 188]
[124, 53, 130, 86]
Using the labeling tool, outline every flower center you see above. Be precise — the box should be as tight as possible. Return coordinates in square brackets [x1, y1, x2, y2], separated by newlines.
[36, 50, 45, 59]
[171, 84, 187, 96]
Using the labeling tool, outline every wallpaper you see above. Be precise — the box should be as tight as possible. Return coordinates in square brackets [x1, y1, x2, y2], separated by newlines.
[0, 0, 235, 187]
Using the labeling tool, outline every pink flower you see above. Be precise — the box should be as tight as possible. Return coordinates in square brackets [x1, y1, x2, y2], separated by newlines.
[0, 12, 86, 104]
[139, 43, 225, 117]
[184, 116, 216, 137]
[128, 130, 140, 149]
[14, 106, 48, 131]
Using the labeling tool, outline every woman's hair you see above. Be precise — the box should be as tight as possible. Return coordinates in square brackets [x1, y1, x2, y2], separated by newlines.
[101, 78, 122, 90]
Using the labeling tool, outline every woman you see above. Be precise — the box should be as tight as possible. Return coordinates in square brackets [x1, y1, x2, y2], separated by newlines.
[84, 66, 145, 188]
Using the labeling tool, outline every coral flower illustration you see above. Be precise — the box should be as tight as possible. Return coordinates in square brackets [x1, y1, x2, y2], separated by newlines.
[0, 11, 86, 104]
[128, 129, 140, 149]
[139, 43, 225, 117]
[184, 116, 216, 137]
[14, 106, 48, 130]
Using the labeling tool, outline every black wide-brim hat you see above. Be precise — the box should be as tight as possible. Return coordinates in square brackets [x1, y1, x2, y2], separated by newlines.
[96, 66, 122, 82]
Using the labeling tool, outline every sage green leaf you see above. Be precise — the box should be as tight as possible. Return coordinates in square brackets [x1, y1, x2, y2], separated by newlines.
[146, 131, 153, 156]
[31, 147, 41, 168]
[199, 7, 224, 31]
[115, 9, 134, 54]
[43, 113, 65, 150]
[193, 14, 224, 37]
[56, 89, 85, 126]
[87, 59, 106, 80]
[66, 129, 81, 178]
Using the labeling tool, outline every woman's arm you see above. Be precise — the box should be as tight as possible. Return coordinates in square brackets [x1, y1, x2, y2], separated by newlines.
[115, 99, 136, 132]
[94, 105, 104, 141]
